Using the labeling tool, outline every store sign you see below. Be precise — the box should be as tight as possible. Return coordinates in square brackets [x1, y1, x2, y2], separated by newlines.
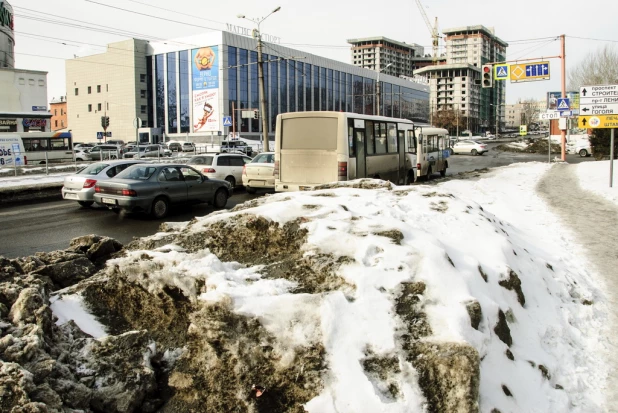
[0, 118, 17, 132]
[23, 118, 47, 130]
[32, 106, 47, 111]
[225, 23, 281, 44]
[0, 2, 14, 30]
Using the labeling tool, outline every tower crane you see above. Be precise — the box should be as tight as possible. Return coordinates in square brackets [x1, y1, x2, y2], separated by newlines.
[415, 0, 439, 64]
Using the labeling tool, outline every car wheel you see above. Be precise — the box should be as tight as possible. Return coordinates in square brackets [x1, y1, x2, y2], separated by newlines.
[471, 149, 478, 156]
[579, 149, 588, 157]
[213, 188, 228, 209]
[78, 201, 94, 207]
[151, 196, 169, 219]
[246, 186, 257, 194]
[225, 176, 236, 188]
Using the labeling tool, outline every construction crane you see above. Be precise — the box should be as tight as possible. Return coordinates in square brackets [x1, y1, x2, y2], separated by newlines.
[415, 0, 439, 64]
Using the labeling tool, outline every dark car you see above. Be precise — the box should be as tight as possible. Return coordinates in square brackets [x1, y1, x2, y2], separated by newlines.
[93, 163, 232, 218]
[168, 142, 182, 152]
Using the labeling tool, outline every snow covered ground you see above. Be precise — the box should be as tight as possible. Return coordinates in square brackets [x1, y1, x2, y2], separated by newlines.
[49, 161, 616, 412]
[577, 160, 618, 206]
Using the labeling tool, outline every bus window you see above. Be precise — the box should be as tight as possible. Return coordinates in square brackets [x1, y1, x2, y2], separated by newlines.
[375, 122, 387, 154]
[387, 123, 397, 153]
[348, 126, 356, 157]
[426, 135, 438, 152]
[365, 121, 375, 155]
[406, 131, 417, 154]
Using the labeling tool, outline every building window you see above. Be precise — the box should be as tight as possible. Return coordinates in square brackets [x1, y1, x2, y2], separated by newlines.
[228, 47, 238, 131]
[98, 103, 102, 111]
[167, 52, 178, 134]
[88, 86, 91, 94]
[179, 50, 190, 133]
[88, 104, 92, 112]
[54, 109, 57, 116]
[38, 80, 45, 86]
[140, 90, 147, 99]
[140, 74, 147, 83]
[75, 88, 79, 96]
[155, 54, 165, 129]
[61, 120, 65, 127]
[55, 120, 58, 127]
[61, 109, 64, 115]
[97, 85, 101, 93]
[106, 84, 109, 92]
[141, 105, 147, 114]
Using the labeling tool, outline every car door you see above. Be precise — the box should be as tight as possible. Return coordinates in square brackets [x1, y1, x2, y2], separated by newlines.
[229, 156, 246, 183]
[89, 146, 101, 160]
[180, 166, 213, 202]
[158, 166, 188, 204]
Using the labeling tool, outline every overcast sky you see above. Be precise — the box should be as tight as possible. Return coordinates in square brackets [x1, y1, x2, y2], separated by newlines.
[11, 0, 616, 106]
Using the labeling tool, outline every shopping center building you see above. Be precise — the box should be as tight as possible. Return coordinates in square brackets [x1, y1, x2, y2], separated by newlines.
[66, 31, 430, 143]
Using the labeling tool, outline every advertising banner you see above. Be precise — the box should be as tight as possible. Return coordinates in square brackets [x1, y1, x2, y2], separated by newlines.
[547, 91, 580, 111]
[192, 46, 220, 132]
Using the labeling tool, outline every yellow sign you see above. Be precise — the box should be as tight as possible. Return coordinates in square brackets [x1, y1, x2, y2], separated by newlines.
[510, 61, 550, 83]
[520, 125, 527, 136]
[578, 115, 618, 129]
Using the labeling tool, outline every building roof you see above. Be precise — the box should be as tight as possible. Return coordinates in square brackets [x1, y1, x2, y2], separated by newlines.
[347, 36, 423, 51]
[0, 111, 52, 118]
[442, 25, 508, 47]
[0, 67, 48, 75]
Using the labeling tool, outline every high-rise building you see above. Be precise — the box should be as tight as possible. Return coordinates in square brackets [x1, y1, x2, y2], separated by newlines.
[414, 25, 508, 134]
[347, 37, 439, 77]
[0, 0, 14, 69]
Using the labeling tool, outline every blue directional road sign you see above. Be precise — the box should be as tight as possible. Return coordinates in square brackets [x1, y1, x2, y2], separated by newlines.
[556, 98, 570, 112]
[510, 61, 550, 83]
[223, 116, 232, 127]
[96, 132, 104, 139]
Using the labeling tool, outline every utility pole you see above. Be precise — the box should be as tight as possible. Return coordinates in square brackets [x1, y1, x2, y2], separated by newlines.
[375, 63, 392, 116]
[238, 6, 281, 153]
[560, 34, 567, 161]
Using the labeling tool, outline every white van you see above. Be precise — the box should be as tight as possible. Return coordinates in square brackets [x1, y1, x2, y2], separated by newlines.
[0, 134, 27, 167]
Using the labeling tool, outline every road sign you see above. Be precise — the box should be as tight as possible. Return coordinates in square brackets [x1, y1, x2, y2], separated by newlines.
[578, 115, 618, 129]
[539, 111, 560, 120]
[556, 98, 570, 111]
[579, 84, 618, 117]
[223, 116, 232, 127]
[520, 125, 527, 136]
[560, 111, 574, 117]
[96, 132, 104, 139]
[133, 117, 142, 129]
[494, 64, 509, 80]
[510, 61, 550, 83]
[106, 132, 112, 137]
[580, 84, 618, 100]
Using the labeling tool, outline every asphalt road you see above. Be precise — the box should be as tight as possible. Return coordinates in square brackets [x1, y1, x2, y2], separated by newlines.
[0, 146, 595, 259]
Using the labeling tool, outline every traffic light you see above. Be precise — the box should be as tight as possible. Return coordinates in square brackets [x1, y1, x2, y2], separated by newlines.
[482, 64, 493, 88]
[254, 110, 259, 119]
[101, 116, 106, 129]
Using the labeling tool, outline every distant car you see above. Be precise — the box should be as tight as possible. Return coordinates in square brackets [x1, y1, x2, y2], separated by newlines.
[73, 149, 92, 161]
[93, 163, 232, 218]
[123, 144, 169, 159]
[106, 139, 126, 146]
[182, 142, 196, 152]
[242, 152, 274, 193]
[451, 140, 488, 156]
[159, 143, 173, 157]
[220, 140, 253, 156]
[168, 142, 182, 152]
[88, 144, 123, 160]
[186, 153, 252, 188]
[74, 143, 95, 151]
[568, 140, 593, 157]
[61, 160, 146, 207]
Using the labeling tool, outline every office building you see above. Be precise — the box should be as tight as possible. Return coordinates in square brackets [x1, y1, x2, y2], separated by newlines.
[0, 67, 50, 133]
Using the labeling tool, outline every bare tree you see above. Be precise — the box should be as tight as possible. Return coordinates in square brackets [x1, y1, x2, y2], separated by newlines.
[568, 45, 618, 89]
[432, 109, 466, 135]
[520, 99, 541, 129]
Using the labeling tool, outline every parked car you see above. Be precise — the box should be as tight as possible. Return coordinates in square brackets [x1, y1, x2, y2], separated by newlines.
[186, 153, 252, 188]
[74, 143, 95, 150]
[220, 140, 253, 156]
[88, 144, 123, 160]
[106, 139, 126, 146]
[159, 143, 173, 157]
[61, 160, 146, 207]
[168, 142, 183, 152]
[182, 142, 196, 152]
[93, 163, 232, 218]
[123, 144, 169, 159]
[73, 149, 92, 161]
[567, 140, 593, 157]
[242, 152, 274, 193]
[450, 140, 488, 156]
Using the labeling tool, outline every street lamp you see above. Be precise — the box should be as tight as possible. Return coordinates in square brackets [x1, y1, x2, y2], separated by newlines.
[238, 6, 281, 152]
[375, 63, 393, 116]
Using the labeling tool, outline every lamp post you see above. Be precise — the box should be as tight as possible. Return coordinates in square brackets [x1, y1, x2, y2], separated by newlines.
[238, 6, 281, 152]
[490, 103, 504, 136]
[375, 63, 393, 116]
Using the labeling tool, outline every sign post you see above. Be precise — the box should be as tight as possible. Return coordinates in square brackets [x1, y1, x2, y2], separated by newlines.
[578, 84, 618, 187]
[133, 117, 142, 155]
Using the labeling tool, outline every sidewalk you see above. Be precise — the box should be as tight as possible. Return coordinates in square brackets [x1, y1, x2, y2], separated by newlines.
[537, 163, 618, 411]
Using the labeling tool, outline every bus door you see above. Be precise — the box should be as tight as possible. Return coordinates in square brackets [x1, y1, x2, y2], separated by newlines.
[397, 130, 405, 184]
[355, 129, 366, 179]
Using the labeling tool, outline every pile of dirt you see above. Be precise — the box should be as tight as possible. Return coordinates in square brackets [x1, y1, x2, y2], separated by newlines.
[495, 140, 561, 154]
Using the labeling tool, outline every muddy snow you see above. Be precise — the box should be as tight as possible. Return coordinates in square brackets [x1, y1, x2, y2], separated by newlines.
[0, 162, 615, 413]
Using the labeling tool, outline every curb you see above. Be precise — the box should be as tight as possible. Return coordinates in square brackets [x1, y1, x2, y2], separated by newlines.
[0, 183, 64, 207]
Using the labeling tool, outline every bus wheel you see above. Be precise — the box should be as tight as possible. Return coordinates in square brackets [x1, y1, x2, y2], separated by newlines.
[406, 171, 415, 185]
[426, 167, 432, 181]
[440, 168, 447, 178]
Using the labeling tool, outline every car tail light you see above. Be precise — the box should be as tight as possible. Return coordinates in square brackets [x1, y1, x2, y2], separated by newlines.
[95, 185, 101, 193]
[242, 165, 247, 175]
[203, 168, 216, 173]
[417, 163, 421, 170]
[121, 189, 137, 197]
[274, 161, 279, 179]
[338, 161, 347, 178]
[83, 179, 97, 188]
[24, 156, 28, 165]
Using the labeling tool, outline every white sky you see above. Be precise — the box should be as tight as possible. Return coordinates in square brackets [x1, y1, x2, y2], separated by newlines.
[10, 0, 616, 105]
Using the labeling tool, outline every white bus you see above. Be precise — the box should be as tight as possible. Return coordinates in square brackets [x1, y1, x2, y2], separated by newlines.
[20, 132, 75, 164]
[274, 112, 448, 192]
[414, 126, 450, 180]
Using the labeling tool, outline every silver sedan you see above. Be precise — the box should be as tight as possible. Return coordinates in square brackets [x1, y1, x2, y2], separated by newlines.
[93, 163, 232, 218]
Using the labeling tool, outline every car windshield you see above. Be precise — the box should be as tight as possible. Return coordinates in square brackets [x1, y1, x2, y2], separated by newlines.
[188, 156, 213, 165]
[78, 163, 110, 175]
[116, 165, 158, 180]
[251, 153, 274, 163]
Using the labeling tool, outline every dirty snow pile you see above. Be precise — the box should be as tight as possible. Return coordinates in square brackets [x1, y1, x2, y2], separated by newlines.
[46, 163, 611, 412]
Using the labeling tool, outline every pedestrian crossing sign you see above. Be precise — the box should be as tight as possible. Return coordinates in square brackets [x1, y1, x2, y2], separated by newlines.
[556, 98, 570, 111]
[494, 64, 510, 80]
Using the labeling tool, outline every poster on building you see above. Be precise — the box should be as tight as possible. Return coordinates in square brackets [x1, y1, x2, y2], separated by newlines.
[547, 91, 580, 111]
[191, 46, 220, 132]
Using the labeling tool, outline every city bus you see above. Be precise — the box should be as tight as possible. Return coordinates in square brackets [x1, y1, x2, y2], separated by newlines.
[274, 112, 449, 192]
[414, 126, 450, 180]
[20, 132, 74, 164]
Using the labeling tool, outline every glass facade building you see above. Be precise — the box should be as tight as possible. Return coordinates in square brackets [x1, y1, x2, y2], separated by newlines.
[149, 31, 429, 140]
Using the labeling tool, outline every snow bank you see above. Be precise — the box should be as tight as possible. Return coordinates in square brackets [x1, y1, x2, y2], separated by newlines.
[576, 160, 618, 206]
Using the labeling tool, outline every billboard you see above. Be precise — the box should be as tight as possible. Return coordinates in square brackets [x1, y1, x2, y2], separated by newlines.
[192, 46, 220, 132]
[547, 91, 580, 111]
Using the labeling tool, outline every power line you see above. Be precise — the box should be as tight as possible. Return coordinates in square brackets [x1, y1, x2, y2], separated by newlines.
[566, 35, 618, 44]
